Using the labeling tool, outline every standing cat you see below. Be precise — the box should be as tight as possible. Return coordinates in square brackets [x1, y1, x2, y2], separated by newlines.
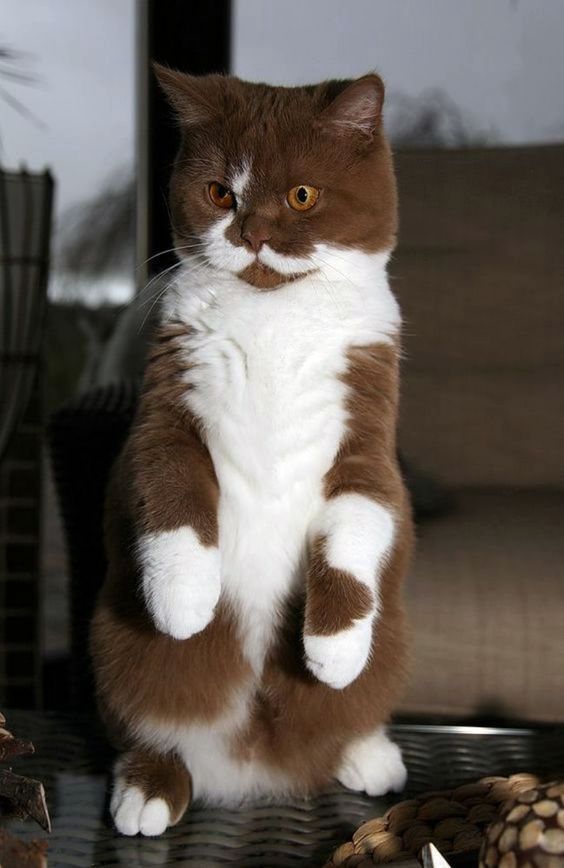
[90, 67, 414, 837]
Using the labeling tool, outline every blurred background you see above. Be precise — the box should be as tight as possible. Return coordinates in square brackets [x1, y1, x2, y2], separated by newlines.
[0, 1, 562, 720]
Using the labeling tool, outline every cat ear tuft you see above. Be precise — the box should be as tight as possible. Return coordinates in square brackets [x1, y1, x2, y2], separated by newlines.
[153, 63, 222, 126]
[318, 75, 385, 140]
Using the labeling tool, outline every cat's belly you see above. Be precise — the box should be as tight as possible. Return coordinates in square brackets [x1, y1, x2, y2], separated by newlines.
[207, 387, 346, 670]
[185, 322, 349, 670]
[217, 473, 322, 671]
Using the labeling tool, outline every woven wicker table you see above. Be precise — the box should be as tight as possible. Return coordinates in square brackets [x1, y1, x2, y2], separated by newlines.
[4, 712, 564, 867]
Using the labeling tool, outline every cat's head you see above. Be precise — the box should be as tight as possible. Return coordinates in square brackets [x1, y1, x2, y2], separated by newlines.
[155, 67, 397, 290]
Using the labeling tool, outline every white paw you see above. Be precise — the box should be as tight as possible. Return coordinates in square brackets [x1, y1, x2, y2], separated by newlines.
[337, 729, 407, 796]
[111, 782, 171, 836]
[304, 619, 372, 689]
[139, 528, 221, 640]
[148, 573, 220, 640]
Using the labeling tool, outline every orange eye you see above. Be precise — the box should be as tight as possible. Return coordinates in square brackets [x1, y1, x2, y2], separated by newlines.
[287, 185, 319, 212]
[208, 182, 235, 209]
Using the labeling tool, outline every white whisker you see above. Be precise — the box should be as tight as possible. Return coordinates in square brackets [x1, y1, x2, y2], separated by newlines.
[135, 262, 183, 311]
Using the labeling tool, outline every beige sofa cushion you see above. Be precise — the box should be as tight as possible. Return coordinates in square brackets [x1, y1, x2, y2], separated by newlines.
[400, 489, 564, 723]
[394, 146, 564, 487]
[400, 370, 563, 489]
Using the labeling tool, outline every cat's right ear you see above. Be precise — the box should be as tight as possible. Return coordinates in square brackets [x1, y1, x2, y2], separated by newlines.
[317, 75, 385, 142]
[153, 63, 221, 126]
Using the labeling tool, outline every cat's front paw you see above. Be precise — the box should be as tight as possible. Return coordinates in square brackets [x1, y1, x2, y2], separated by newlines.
[139, 528, 221, 641]
[304, 618, 373, 689]
[149, 572, 220, 640]
[337, 728, 407, 796]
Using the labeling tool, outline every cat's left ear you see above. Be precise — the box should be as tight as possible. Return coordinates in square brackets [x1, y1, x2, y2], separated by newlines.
[317, 74, 385, 141]
[153, 63, 223, 126]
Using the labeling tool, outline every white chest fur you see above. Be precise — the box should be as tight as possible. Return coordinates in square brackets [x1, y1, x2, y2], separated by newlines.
[163, 251, 400, 671]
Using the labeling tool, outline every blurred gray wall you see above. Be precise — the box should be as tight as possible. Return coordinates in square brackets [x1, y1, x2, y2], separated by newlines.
[233, 0, 564, 145]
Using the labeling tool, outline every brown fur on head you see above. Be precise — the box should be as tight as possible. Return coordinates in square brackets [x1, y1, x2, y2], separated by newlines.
[154, 65, 397, 289]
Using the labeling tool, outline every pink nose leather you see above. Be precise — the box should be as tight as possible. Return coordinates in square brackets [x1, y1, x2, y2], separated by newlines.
[242, 229, 271, 253]
[241, 221, 272, 253]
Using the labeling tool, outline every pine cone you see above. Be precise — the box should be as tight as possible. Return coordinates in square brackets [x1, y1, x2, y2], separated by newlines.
[479, 780, 564, 867]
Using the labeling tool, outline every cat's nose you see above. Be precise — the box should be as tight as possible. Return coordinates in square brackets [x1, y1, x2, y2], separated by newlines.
[241, 224, 271, 253]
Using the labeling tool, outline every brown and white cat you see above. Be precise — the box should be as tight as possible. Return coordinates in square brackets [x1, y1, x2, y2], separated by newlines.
[90, 67, 414, 837]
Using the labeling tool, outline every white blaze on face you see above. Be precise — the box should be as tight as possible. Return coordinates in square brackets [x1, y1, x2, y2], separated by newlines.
[229, 159, 252, 202]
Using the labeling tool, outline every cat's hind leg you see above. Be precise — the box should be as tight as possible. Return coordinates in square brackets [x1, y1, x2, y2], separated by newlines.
[336, 727, 407, 797]
[110, 748, 191, 836]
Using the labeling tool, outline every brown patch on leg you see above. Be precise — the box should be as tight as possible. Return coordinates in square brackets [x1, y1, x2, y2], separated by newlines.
[305, 535, 374, 635]
[118, 748, 191, 826]
[92, 592, 251, 733]
[324, 342, 402, 504]
[127, 322, 220, 546]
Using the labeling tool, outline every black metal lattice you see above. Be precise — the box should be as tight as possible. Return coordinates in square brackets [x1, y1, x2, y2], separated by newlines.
[0, 168, 54, 463]
[0, 168, 54, 707]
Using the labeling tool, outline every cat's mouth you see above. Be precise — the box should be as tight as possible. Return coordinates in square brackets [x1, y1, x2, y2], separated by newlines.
[237, 246, 317, 290]
[238, 259, 298, 290]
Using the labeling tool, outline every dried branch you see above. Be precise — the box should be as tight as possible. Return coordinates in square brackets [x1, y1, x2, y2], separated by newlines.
[0, 725, 35, 763]
[56, 171, 135, 281]
[0, 714, 51, 835]
[0, 43, 44, 131]
[0, 769, 51, 833]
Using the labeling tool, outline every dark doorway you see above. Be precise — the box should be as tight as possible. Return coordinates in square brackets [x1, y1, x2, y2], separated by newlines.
[139, 1, 231, 280]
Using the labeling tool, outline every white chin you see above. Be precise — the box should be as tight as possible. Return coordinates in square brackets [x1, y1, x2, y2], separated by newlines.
[258, 245, 315, 275]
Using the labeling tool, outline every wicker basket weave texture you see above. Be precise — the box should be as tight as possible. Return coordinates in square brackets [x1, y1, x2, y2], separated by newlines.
[325, 774, 540, 866]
